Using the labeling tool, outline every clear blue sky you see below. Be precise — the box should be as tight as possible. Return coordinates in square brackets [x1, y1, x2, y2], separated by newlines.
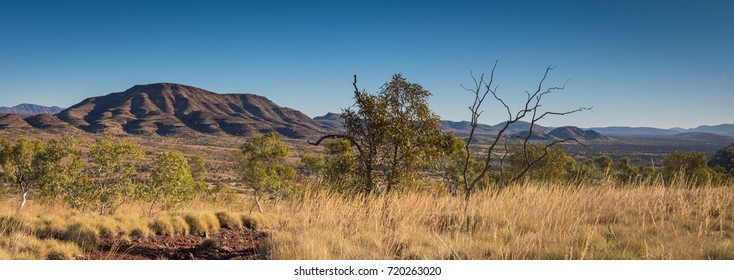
[1, 0, 732, 129]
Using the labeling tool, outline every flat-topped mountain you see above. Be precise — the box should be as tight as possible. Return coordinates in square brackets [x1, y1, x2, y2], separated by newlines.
[55, 83, 330, 138]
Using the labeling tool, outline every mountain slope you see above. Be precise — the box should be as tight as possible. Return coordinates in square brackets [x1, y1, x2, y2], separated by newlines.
[0, 104, 64, 116]
[0, 114, 33, 129]
[312, 112, 344, 130]
[55, 83, 330, 138]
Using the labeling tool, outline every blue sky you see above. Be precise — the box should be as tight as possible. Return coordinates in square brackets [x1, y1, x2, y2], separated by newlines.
[0, 0, 732, 129]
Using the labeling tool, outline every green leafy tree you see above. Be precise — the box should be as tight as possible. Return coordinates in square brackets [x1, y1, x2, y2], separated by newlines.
[323, 138, 358, 192]
[593, 155, 614, 180]
[310, 74, 443, 193]
[236, 132, 296, 213]
[508, 144, 577, 183]
[36, 136, 96, 214]
[576, 155, 614, 184]
[379, 74, 443, 191]
[298, 150, 325, 178]
[638, 164, 658, 183]
[662, 151, 719, 186]
[205, 183, 237, 204]
[88, 134, 144, 215]
[0, 137, 46, 211]
[189, 155, 208, 194]
[143, 151, 195, 216]
[616, 157, 639, 184]
[437, 132, 480, 196]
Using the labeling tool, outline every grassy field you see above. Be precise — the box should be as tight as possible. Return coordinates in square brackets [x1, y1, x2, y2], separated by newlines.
[1, 181, 733, 260]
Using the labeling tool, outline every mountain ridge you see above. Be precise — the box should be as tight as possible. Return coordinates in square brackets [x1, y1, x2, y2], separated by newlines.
[0, 104, 65, 116]
[4, 83, 331, 138]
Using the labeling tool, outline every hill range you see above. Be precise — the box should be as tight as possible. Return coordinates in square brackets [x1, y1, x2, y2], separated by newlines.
[2, 83, 332, 139]
[1, 82, 733, 145]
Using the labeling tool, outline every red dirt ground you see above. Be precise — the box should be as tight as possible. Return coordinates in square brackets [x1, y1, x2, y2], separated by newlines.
[79, 228, 269, 260]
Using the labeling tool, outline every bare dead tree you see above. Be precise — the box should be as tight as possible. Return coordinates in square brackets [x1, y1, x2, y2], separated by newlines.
[461, 61, 591, 212]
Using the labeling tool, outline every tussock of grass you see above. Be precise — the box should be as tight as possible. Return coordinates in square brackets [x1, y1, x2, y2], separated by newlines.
[183, 213, 220, 236]
[0, 232, 82, 260]
[117, 216, 152, 239]
[0, 199, 253, 259]
[60, 222, 98, 251]
[149, 217, 175, 236]
[215, 212, 242, 229]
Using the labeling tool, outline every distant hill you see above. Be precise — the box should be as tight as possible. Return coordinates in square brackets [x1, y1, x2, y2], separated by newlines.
[439, 120, 501, 135]
[312, 112, 344, 130]
[24, 114, 79, 131]
[0, 114, 33, 129]
[313, 113, 551, 136]
[548, 126, 612, 141]
[588, 126, 681, 136]
[674, 132, 734, 143]
[512, 126, 612, 141]
[0, 104, 64, 116]
[689, 124, 734, 137]
[51, 83, 331, 138]
[492, 121, 552, 135]
[590, 124, 734, 137]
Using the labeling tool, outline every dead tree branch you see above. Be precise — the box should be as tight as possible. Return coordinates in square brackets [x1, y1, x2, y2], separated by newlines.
[461, 62, 590, 210]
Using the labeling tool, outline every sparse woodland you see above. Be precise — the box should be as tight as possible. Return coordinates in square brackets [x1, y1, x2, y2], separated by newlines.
[1, 66, 733, 260]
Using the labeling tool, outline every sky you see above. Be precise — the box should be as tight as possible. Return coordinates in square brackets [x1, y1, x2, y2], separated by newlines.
[0, 0, 732, 129]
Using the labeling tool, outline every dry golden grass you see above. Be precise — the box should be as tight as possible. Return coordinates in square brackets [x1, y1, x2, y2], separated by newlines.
[260, 183, 734, 260]
[1, 181, 733, 260]
[0, 198, 262, 259]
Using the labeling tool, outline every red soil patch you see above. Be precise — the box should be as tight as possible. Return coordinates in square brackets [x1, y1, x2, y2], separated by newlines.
[80, 228, 268, 260]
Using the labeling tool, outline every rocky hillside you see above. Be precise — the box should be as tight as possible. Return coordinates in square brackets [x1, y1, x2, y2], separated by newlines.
[49, 83, 331, 138]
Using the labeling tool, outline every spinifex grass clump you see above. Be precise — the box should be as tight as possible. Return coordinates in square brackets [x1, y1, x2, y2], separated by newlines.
[183, 212, 221, 236]
[215, 212, 242, 229]
[0, 203, 259, 259]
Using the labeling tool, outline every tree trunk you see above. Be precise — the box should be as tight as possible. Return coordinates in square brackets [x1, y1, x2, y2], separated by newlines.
[365, 163, 374, 193]
[17, 190, 28, 212]
[254, 192, 264, 214]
